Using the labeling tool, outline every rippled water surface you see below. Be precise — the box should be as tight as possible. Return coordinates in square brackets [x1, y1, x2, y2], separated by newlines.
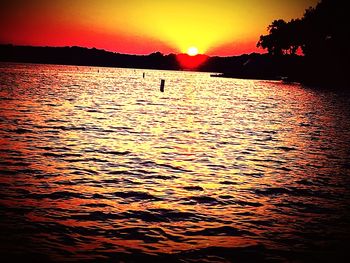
[1, 63, 350, 262]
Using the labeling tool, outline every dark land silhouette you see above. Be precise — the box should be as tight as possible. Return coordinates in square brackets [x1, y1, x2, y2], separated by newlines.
[255, 0, 349, 88]
[0, 44, 305, 81]
[0, 0, 348, 89]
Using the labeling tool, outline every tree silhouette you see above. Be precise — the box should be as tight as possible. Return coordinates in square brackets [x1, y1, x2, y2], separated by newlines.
[257, 18, 304, 56]
[257, 0, 349, 86]
[258, 0, 348, 57]
[257, 19, 286, 56]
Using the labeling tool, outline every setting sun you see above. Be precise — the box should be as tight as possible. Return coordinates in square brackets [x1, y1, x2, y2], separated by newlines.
[187, 46, 198, 56]
[0, 1, 346, 262]
[0, 0, 319, 55]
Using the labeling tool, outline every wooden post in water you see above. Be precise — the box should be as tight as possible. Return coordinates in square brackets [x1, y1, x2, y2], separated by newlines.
[160, 79, 165, 92]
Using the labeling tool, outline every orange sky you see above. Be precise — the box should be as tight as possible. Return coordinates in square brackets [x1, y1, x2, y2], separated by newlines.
[0, 0, 318, 56]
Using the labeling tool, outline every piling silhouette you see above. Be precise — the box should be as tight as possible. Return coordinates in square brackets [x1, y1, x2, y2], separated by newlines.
[160, 79, 165, 92]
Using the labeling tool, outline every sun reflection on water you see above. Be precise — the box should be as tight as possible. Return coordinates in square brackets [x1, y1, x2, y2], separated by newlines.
[1, 64, 350, 261]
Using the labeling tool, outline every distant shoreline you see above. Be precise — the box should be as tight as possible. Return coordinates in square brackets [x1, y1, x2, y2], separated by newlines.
[0, 44, 347, 90]
[0, 44, 300, 77]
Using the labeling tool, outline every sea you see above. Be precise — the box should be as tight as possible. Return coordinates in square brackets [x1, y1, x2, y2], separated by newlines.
[1, 63, 350, 262]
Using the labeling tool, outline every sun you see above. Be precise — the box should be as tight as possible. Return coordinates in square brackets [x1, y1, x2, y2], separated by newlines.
[187, 46, 198, 56]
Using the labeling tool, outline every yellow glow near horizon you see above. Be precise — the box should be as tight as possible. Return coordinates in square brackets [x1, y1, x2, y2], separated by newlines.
[80, 0, 318, 54]
[126, 1, 236, 53]
[187, 47, 199, 56]
[1, 0, 319, 55]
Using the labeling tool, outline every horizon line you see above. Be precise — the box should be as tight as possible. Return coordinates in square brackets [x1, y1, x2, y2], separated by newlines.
[0, 43, 269, 58]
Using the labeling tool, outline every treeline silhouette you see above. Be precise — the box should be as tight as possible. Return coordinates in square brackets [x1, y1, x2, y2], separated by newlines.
[0, 45, 179, 70]
[0, 44, 303, 81]
[256, 0, 348, 87]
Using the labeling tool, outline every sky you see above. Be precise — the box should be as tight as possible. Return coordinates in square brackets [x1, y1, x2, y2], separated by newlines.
[0, 0, 319, 56]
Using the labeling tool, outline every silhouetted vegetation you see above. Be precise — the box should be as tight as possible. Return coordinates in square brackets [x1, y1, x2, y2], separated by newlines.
[256, 0, 349, 87]
[0, 45, 179, 70]
[0, 44, 298, 80]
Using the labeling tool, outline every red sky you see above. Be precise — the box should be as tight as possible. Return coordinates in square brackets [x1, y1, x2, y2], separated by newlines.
[0, 0, 318, 56]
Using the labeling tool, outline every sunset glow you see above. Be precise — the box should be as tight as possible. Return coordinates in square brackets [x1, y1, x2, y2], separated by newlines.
[176, 54, 208, 69]
[0, 0, 318, 55]
[0, 0, 349, 262]
[187, 47, 199, 56]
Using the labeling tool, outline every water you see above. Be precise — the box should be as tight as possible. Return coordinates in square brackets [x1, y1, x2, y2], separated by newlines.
[1, 63, 350, 262]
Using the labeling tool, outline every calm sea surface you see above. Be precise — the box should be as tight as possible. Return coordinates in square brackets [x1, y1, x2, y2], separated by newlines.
[1, 63, 350, 262]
